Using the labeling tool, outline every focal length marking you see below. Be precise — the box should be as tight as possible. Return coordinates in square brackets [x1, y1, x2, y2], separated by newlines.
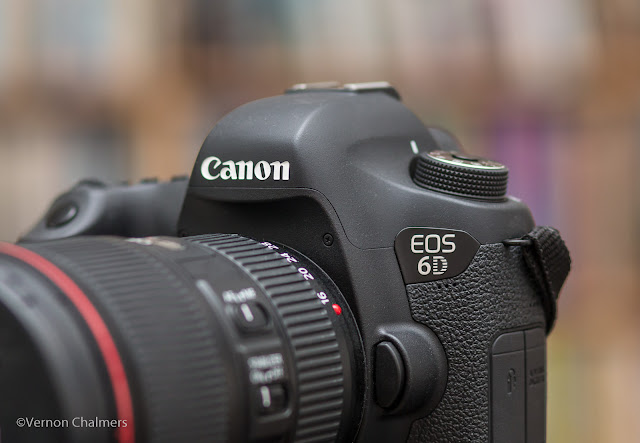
[201, 156, 291, 181]
[261, 241, 335, 308]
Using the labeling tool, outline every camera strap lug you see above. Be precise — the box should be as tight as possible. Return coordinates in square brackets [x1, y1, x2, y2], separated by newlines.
[504, 226, 571, 333]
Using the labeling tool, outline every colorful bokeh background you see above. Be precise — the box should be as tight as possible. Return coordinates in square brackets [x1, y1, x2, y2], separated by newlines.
[1, 2, 639, 441]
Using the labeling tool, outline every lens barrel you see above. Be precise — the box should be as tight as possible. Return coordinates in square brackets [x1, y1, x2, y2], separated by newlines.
[0, 234, 364, 443]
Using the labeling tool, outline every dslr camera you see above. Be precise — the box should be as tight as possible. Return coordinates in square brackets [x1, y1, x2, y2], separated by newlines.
[0, 82, 570, 443]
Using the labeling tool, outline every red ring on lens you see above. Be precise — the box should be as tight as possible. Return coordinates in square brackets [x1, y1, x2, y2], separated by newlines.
[0, 243, 135, 443]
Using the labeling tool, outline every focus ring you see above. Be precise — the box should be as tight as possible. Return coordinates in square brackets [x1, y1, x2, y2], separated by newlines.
[24, 238, 230, 443]
[188, 234, 345, 443]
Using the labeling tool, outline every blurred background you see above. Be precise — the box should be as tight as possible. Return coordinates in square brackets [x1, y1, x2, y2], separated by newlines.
[0, 1, 638, 441]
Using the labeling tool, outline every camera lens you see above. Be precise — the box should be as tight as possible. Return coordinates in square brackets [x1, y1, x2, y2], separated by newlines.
[0, 234, 364, 443]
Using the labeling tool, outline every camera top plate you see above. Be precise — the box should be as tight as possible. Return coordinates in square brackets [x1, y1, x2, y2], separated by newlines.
[181, 83, 533, 249]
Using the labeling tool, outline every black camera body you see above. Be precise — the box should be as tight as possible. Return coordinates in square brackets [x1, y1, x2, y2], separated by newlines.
[6, 82, 570, 443]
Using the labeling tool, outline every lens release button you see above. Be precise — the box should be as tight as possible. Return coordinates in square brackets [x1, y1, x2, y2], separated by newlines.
[234, 302, 269, 332]
[374, 341, 405, 408]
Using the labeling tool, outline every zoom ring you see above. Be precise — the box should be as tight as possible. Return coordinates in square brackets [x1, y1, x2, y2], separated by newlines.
[188, 234, 345, 443]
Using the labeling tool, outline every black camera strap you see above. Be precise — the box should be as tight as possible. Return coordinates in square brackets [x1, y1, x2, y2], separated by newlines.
[505, 226, 571, 333]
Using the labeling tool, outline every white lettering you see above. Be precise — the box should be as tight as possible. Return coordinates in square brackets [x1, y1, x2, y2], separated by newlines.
[254, 161, 271, 180]
[24, 418, 69, 428]
[417, 256, 449, 276]
[220, 160, 238, 180]
[432, 256, 448, 275]
[201, 156, 221, 180]
[200, 156, 290, 181]
[410, 233, 457, 254]
[250, 367, 284, 384]
[247, 352, 285, 385]
[236, 160, 254, 180]
[18, 417, 126, 428]
[425, 234, 441, 253]
[222, 287, 257, 304]
[248, 353, 284, 369]
[270, 161, 290, 180]
[418, 256, 431, 275]
[442, 234, 456, 253]
[411, 235, 424, 254]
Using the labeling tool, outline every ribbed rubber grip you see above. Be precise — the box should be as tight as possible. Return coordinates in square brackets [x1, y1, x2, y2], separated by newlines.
[413, 151, 508, 200]
[188, 234, 345, 443]
[25, 238, 230, 443]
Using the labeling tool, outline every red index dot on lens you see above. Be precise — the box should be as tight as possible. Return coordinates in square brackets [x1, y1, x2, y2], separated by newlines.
[332, 304, 342, 315]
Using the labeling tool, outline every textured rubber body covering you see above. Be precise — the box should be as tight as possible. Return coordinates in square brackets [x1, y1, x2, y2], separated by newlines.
[406, 243, 545, 443]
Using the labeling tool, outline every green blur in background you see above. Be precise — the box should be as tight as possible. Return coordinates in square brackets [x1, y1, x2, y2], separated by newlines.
[0, 1, 639, 442]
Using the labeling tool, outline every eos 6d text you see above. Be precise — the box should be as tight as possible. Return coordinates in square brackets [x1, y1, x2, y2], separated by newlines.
[411, 233, 456, 276]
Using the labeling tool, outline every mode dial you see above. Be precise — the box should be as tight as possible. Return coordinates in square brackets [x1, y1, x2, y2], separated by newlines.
[413, 150, 509, 201]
